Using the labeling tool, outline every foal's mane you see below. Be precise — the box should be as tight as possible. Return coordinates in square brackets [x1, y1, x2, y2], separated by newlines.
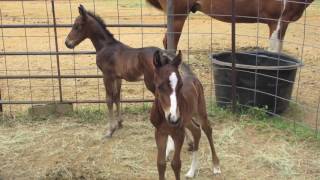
[86, 11, 116, 41]
[180, 62, 195, 77]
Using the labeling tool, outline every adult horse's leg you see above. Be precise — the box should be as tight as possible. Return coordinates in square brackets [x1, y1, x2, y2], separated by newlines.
[278, 22, 289, 51]
[171, 129, 184, 180]
[185, 120, 201, 178]
[155, 129, 168, 180]
[268, 21, 282, 52]
[268, 19, 289, 53]
[163, 16, 188, 50]
[103, 78, 121, 138]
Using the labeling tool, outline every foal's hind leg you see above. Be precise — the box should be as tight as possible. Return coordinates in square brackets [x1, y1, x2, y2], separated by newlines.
[185, 119, 201, 178]
[114, 79, 123, 128]
[199, 114, 221, 174]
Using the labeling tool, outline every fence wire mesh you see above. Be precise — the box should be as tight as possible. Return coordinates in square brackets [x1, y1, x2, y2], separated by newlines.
[0, 0, 319, 136]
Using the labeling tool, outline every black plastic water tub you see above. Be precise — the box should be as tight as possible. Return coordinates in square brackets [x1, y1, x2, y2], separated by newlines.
[211, 50, 303, 114]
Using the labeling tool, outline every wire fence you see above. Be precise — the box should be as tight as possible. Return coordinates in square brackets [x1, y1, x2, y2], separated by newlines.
[0, 0, 319, 136]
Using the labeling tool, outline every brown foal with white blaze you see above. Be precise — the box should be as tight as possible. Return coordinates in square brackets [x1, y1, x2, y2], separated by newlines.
[65, 5, 159, 138]
[150, 50, 220, 179]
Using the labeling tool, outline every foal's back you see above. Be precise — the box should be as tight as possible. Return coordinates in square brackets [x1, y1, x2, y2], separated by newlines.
[97, 44, 159, 83]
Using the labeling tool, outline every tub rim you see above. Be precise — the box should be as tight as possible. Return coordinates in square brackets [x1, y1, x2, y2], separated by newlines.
[211, 50, 304, 70]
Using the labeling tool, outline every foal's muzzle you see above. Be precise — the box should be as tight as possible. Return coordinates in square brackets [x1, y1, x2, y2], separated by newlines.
[65, 39, 74, 49]
[167, 113, 181, 127]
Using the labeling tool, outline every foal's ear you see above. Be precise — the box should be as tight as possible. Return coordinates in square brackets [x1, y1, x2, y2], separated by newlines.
[78, 4, 87, 20]
[153, 50, 162, 68]
[172, 50, 182, 67]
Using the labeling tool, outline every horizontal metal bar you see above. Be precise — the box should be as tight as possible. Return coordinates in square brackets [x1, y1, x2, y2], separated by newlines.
[0, 51, 95, 56]
[0, 74, 103, 79]
[0, 99, 154, 105]
[0, 23, 167, 29]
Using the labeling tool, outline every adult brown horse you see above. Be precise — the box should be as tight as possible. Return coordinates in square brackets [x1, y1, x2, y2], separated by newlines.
[151, 50, 220, 179]
[65, 5, 160, 138]
[147, 0, 314, 52]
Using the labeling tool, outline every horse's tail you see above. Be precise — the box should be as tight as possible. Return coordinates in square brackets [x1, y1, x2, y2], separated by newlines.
[180, 62, 195, 77]
[146, 0, 163, 10]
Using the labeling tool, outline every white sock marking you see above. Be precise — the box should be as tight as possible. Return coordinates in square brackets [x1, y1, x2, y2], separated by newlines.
[185, 151, 199, 178]
[166, 136, 175, 160]
[269, 0, 287, 52]
[168, 72, 179, 122]
[269, 19, 282, 52]
[213, 166, 221, 174]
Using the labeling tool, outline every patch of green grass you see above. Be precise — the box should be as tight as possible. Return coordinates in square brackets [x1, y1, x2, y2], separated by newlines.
[122, 103, 152, 115]
[1, 101, 319, 143]
[70, 107, 106, 123]
[207, 102, 320, 142]
[207, 102, 234, 121]
[0, 112, 55, 127]
[240, 106, 319, 142]
[68, 103, 152, 123]
[282, 102, 305, 123]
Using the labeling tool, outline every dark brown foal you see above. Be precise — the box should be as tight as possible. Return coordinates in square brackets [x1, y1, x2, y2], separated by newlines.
[65, 5, 159, 138]
[150, 50, 220, 179]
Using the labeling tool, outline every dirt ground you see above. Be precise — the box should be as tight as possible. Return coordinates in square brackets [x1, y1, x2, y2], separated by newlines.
[0, 111, 319, 180]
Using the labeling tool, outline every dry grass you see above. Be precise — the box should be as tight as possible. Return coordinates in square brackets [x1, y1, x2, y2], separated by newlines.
[0, 106, 319, 179]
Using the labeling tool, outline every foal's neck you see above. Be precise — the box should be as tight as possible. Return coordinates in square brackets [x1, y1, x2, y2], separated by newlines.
[88, 22, 118, 52]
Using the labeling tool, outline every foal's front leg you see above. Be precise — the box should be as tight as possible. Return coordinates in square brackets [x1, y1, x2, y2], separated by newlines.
[171, 129, 185, 180]
[103, 78, 122, 138]
[155, 129, 168, 180]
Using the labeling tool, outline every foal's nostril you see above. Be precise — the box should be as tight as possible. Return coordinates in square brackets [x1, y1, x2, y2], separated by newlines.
[65, 41, 69, 48]
[65, 40, 73, 49]
[167, 113, 180, 127]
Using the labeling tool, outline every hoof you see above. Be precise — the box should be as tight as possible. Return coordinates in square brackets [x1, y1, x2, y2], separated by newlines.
[185, 170, 196, 178]
[102, 133, 113, 139]
[102, 128, 116, 139]
[213, 166, 221, 175]
[117, 121, 123, 129]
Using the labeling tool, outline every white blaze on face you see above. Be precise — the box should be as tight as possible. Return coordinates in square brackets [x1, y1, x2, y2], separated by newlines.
[165, 72, 179, 122]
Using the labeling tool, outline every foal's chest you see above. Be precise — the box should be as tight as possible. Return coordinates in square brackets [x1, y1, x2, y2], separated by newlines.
[96, 56, 118, 77]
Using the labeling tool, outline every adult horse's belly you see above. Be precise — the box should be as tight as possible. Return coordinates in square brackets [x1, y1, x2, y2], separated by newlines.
[198, 0, 281, 23]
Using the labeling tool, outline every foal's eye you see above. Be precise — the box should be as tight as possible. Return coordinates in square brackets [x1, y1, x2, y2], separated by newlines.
[157, 83, 166, 91]
[74, 25, 80, 30]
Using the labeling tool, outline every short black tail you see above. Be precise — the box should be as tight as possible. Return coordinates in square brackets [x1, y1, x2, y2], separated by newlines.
[146, 0, 163, 10]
